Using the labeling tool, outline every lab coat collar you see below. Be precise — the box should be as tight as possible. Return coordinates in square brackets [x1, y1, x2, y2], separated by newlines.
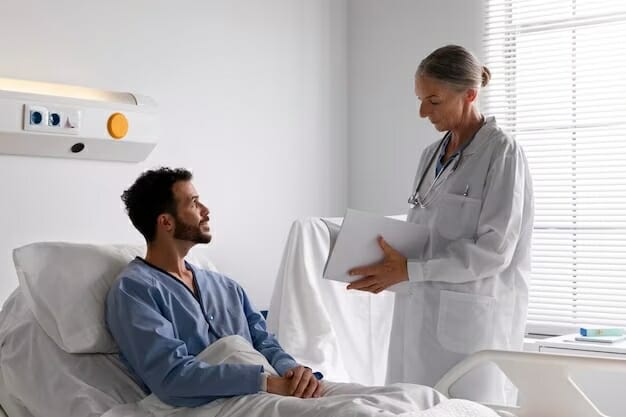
[461, 116, 497, 157]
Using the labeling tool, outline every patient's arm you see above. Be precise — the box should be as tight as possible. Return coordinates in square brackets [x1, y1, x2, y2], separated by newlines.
[239, 285, 325, 396]
[106, 277, 267, 408]
[238, 286, 301, 375]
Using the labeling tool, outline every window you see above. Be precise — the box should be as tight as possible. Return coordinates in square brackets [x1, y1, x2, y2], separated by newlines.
[483, 0, 626, 335]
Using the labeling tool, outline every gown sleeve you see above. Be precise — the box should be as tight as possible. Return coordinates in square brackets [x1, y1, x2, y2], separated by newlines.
[106, 276, 265, 407]
[239, 286, 299, 375]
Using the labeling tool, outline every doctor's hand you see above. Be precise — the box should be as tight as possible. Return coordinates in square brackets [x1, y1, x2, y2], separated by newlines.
[347, 236, 408, 294]
[284, 366, 323, 398]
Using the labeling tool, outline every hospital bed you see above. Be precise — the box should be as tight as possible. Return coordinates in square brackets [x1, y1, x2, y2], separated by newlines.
[267, 216, 626, 416]
[0, 224, 623, 416]
[0, 240, 494, 417]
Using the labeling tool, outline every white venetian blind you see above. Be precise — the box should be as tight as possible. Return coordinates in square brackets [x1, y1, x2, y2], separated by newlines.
[483, 0, 626, 335]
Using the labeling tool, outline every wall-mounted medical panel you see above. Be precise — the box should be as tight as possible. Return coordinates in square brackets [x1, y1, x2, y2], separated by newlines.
[0, 77, 158, 162]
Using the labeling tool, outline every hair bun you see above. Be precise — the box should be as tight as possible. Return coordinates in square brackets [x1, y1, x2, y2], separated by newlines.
[481, 66, 491, 87]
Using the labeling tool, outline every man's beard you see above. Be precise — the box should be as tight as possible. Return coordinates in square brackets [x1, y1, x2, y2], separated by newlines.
[173, 216, 211, 244]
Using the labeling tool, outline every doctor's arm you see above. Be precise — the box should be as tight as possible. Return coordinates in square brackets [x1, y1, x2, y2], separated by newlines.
[349, 147, 530, 291]
[408, 148, 530, 285]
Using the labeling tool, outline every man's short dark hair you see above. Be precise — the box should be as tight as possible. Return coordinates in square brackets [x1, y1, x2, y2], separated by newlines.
[121, 167, 193, 242]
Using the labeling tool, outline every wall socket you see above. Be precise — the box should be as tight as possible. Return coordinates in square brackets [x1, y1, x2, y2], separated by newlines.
[23, 103, 81, 135]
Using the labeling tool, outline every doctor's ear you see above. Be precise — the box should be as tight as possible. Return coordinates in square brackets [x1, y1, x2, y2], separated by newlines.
[465, 87, 478, 103]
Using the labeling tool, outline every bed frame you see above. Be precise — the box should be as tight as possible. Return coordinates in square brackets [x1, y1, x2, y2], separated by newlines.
[1, 350, 623, 417]
[435, 349, 626, 417]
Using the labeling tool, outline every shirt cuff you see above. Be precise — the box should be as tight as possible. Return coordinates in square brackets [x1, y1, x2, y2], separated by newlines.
[259, 371, 271, 392]
[407, 260, 425, 282]
[274, 358, 299, 376]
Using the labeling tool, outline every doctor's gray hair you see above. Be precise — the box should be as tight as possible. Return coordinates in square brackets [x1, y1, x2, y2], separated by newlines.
[416, 45, 490, 92]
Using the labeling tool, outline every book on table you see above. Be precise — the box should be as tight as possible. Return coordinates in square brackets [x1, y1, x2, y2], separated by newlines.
[574, 334, 626, 344]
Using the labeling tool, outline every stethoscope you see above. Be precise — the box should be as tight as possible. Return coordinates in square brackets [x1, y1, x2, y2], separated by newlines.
[408, 117, 485, 209]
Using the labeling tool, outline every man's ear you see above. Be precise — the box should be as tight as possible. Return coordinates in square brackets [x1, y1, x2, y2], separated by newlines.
[157, 213, 174, 232]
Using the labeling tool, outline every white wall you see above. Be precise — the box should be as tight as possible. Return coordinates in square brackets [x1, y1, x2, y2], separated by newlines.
[0, 0, 348, 308]
[0, 0, 487, 307]
[347, 0, 484, 214]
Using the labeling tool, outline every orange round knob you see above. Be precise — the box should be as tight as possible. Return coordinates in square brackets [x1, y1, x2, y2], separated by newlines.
[107, 112, 129, 140]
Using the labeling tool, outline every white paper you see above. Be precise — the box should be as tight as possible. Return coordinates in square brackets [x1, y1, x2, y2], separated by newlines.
[322, 209, 428, 283]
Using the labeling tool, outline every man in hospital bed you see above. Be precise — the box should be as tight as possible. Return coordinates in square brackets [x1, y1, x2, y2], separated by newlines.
[106, 167, 323, 405]
[104, 167, 498, 417]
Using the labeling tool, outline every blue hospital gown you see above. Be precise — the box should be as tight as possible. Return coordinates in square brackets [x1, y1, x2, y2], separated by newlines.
[105, 257, 299, 407]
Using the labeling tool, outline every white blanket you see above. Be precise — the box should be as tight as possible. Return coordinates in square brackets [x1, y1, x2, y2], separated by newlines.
[103, 336, 499, 417]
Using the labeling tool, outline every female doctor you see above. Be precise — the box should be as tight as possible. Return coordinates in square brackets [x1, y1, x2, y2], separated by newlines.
[347, 45, 534, 403]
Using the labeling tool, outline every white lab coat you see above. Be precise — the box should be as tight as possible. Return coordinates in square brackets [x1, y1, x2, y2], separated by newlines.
[386, 116, 534, 404]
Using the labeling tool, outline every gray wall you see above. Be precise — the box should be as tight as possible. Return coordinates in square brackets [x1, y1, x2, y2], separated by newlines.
[0, 0, 348, 307]
[348, 0, 484, 214]
[0, 0, 484, 306]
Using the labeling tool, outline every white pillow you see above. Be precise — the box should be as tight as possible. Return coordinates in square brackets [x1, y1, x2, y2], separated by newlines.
[13, 242, 217, 354]
[0, 289, 146, 417]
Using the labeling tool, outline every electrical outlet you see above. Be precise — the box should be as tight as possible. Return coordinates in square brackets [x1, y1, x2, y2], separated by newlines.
[24, 104, 49, 130]
[23, 104, 81, 135]
[48, 111, 61, 127]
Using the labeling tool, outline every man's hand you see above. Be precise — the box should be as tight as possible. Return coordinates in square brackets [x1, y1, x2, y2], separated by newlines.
[347, 236, 408, 293]
[284, 366, 323, 398]
[266, 375, 293, 396]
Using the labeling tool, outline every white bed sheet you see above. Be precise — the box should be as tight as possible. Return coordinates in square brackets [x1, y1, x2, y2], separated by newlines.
[106, 386, 498, 417]
[0, 289, 145, 417]
[0, 364, 28, 417]
[102, 335, 499, 417]
[267, 217, 395, 385]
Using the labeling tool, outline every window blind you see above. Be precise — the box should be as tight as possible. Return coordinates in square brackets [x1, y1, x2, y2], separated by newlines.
[483, 0, 626, 335]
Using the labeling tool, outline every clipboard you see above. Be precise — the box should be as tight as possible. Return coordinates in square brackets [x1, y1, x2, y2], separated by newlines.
[321, 209, 428, 283]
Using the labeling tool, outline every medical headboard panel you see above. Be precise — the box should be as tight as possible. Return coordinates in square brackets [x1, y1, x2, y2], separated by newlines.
[0, 77, 157, 163]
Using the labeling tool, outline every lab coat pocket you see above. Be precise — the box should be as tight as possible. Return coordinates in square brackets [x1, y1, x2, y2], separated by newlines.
[435, 193, 481, 240]
[437, 290, 495, 354]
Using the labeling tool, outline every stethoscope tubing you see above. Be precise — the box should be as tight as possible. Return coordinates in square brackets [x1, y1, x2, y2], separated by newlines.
[409, 116, 486, 208]
[408, 131, 455, 208]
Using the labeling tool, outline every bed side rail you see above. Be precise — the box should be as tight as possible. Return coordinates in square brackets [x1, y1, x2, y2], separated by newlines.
[435, 349, 626, 417]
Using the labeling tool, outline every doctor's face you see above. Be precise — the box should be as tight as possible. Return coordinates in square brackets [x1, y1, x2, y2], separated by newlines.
[415, 75, 468, 132]
[171, 181, 211, 244]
